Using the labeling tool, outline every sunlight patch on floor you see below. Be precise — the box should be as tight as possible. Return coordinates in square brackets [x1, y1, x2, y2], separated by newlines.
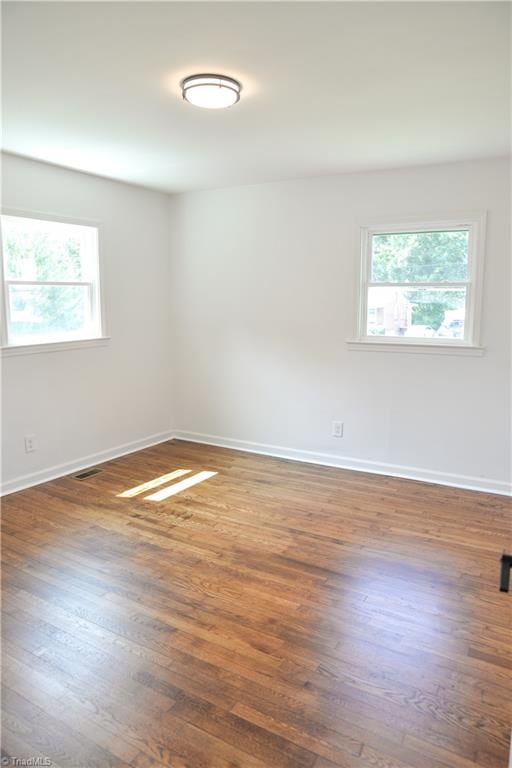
[145, 471, 217, 501]
[117, 469, 191, 498]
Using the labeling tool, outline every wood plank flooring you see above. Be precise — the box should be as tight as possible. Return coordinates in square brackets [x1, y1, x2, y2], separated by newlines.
[1, 439, 511, 768]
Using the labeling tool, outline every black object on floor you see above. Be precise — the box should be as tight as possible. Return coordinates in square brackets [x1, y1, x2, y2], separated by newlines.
[74, 468, 102, 480]
[499, 553, 512, 592]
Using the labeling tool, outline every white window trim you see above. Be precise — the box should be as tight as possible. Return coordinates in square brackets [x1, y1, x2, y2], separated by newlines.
[0, 207, 109, 355]
[1, 336, 111, 357]
[347, 213, 486, 356]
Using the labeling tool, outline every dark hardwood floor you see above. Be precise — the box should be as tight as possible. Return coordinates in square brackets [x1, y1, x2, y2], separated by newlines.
[1, 439, 511, 768]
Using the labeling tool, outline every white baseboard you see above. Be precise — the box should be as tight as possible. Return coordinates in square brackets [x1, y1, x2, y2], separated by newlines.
[3, 427, 510, 497]
[1, 430, 175, 496]
[173, 430, 512, 497]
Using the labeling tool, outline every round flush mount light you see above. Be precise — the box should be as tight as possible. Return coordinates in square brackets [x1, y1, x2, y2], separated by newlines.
[181, 74, 241, 109]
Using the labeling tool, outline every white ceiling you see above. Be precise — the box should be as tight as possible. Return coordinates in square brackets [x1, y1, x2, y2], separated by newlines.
[3, 2, 510, 193]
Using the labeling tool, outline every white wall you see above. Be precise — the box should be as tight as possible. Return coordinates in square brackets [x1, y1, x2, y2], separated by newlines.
[169, 158, 511, 494]
[2, 153, 173, 491]
[3, 155, 510, 495]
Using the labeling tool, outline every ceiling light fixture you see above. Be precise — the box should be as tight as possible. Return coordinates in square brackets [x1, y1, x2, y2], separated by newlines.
[181, 74, 241, 109]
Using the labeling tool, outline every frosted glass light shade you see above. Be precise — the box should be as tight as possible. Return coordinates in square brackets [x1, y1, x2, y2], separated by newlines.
[182, 74, 241, 109]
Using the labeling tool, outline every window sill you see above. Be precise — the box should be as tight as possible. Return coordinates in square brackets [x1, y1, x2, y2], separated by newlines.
[346, 339, 484, 356]
[1, 336, 111, 357]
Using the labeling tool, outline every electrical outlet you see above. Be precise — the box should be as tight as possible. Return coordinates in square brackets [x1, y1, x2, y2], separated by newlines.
[24, 434, 36, 453]
[332, 421, 343, 438]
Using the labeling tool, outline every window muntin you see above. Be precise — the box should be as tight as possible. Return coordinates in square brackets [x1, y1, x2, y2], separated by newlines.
[1, 214, 102, 347]
[358, 220, 483, 346]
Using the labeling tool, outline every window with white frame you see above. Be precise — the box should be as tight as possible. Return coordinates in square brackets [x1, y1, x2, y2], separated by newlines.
[355, 217, 485, 349]
[1, 213, 103, 348]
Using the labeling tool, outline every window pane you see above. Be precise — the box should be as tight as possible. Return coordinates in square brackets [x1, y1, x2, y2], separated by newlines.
[367, 286, 466, 339]
[7, 284, 93, 345]
[371, 230, 469, 282]
[1, 215, 97, 281]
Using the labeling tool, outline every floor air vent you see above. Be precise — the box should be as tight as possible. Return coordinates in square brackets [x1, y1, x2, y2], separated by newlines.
[74, 468, 102, 480]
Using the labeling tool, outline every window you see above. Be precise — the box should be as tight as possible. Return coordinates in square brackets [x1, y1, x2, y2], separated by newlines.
[352, 216, 485, 353]
[1, 213, 104, 350]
